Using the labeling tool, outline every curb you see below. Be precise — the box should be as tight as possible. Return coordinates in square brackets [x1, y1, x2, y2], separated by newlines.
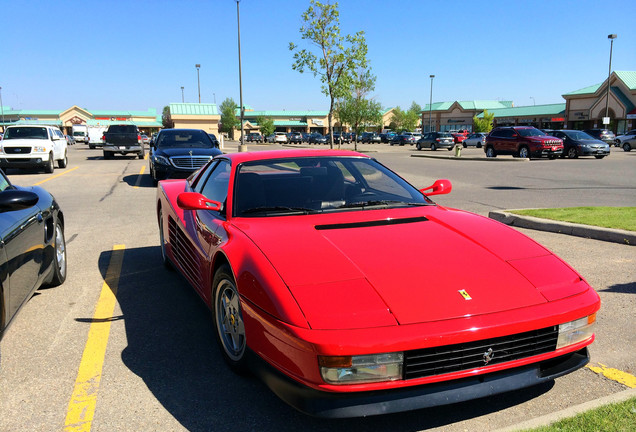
[410, 153, 530, 161]
[489, 210, 636, 246]
[492, 387, 636, 431]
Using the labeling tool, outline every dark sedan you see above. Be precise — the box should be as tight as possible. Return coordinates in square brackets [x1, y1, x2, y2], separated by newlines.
[308, 133, 327, 144]
[0, 169, 66, 344]
[550, 130, 610, 159]
[390, 134, 416, 146]
[416, 132, 454, 151]
[149, 129, 223, 185]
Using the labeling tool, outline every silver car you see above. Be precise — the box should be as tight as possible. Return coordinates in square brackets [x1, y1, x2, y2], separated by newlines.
[463, 132, 487, 148]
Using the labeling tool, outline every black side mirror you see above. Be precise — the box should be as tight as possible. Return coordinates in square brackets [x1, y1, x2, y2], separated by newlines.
[0, 189, 39, 212]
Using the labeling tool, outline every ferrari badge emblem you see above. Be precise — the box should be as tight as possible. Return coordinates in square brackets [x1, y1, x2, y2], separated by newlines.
[458, 289, 472, 300]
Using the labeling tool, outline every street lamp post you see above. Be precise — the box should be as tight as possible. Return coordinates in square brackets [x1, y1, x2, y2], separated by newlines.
[195, 64, 201, 103]
[181, 86, 184, 103]
[237, 0, 247, 152]
[0, 86, 4, 133]
[428, 75, 435, 132]
[530, 96, 535, 106]
[605, 34, 617, 124]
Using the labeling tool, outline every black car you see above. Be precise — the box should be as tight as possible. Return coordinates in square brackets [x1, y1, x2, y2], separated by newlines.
[308, 133, 327, 144]
[0, 169, 66, 344]
[208, 133, 220, 148]
[246, 132, 263, 143]
[390, 134, 415, 146]
[416, 132, 454, 150]
[289, 132, 303, 144]
[379, 132, 396, 143]
[360, 132, 380, 143]
[332, 132, 350, 144]
[149, 129, 223, 185]
[550, 130, 610, 159]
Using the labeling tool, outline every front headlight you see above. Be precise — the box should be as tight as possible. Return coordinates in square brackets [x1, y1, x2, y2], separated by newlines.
[32, 146, 47, 153]
[319, 352, 403, 385]
[153, 155, 170, 165]
[556, 313, 596, 349]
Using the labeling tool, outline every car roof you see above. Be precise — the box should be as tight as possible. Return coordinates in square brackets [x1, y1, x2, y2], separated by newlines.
[219, 149, 366, 165]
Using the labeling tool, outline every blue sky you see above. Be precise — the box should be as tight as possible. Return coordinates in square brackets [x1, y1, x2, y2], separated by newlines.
[2, 0, 634, 114]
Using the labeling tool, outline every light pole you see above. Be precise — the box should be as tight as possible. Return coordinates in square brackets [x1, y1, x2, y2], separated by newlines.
[428, 75, 435, 132]
[213, 93, 216, 104]
[605, 34, 617, 124]
[0, 86, 4, 133]
[181, 86, 184, 103]
[236, 0, 247, 152]
[195, 64, 201, 103]
[530, 96, 535, 106]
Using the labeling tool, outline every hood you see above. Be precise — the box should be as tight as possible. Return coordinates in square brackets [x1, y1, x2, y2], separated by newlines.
[156, 147, 221, 158]
[235, 207, 586, 330]
[1, 138, 49, 147]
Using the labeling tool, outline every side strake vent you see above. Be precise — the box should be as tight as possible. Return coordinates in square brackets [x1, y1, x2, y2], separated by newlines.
[315, 216, 428, 231]
[168, 217, 202, 288]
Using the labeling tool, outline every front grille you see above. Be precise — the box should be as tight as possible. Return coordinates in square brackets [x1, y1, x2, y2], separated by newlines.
[170, 155, 212, 170]
[404, 326, 558, 380]
[4, 147, 31, 154]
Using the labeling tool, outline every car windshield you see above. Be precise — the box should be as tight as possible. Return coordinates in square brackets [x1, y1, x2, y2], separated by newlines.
[233, 156, 431, 217]
[157, 131, 213, 148]
[517, 128, 545, 137]
[439, 133, 452, 138]
[3, 127, 48, 140]
[566, 131, 596, 140]
[73, 131, 85, 137]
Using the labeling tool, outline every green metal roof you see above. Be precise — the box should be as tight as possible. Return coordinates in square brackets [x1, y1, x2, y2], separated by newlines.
[273, 120, 308, 127]
[563, 83, 601, 96]
[476, 103, 565, 118]
[242, 110, 329, 117]
[423, 100, 513, 112]
[12, 119, 63, 126]
[615, 71, 636, 90]
[170, 103, 219, 116]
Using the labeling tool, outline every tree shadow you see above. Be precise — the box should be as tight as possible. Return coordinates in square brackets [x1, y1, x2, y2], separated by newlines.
[121, 173, 155, 188]
[92, 246, 556, 432]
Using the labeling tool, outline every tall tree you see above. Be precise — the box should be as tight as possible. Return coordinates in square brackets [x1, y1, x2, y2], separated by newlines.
[219, 98, 240, 139]
[473, 110, 494, 132]
[290, 0, 369, 149]
[391, 103, 420, 133]
[335, 67, 382, 150]
[162, 106, 174, 129]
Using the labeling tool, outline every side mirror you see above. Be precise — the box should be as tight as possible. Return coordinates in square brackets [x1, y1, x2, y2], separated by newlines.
[177, 192, 222, 211]
[0, 189, 39, 212]
[420, 179, 452, 197]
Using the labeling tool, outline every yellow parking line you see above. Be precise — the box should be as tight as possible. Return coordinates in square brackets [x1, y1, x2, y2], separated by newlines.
[587, 363, 636, 388]
[134, 166, 145, 189]
[64, 245, 125, 432]
[32, 166, 79, 186]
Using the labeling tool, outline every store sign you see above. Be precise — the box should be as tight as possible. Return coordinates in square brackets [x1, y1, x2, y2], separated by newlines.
[447, 119, 465, 123]
[551, 117, 565, 122]
[70, 116, 85, 125]
[574, 111, 589, 120]
[518, 118, 534, 123]
[627, 114, 636, 119]
[312, 119, 324, 126]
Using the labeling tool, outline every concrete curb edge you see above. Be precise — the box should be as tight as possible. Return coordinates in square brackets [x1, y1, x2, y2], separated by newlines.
[489, 210, 636, 246]
[492, 387, 636, 431]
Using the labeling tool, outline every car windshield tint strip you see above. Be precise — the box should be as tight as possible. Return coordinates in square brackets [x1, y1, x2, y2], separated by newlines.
[315, 216, 428, 231]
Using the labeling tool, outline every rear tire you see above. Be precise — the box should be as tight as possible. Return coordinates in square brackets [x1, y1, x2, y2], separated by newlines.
[567, 147, 578, 159]
[48, 221, 67, 287]
[623, 142, 632, 152]
[431, 143, 437, 151]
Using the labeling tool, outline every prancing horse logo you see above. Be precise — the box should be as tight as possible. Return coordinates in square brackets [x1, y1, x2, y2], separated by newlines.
[483, 348, 494, 365]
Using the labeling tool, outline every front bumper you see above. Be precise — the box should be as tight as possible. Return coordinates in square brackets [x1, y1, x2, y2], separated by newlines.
[0, 154, 51, 168]
[579, 147, 610, 156]
[251, 347, 589, 418]
[532, 148, 563, 157]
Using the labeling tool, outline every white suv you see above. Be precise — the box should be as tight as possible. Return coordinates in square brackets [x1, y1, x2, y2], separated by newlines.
[0, 125, 68, 173]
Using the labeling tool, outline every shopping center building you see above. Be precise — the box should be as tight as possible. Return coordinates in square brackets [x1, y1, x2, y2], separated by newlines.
[2, 71, 634, 137]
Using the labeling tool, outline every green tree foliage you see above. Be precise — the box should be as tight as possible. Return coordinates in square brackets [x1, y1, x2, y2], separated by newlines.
[335, 67, 382, 150]
[290, 0, 369, 149]
[220, 98, 240, 139]
[162, 106, 174, 129]
[256, 116, 275, 138]
[390, 102, 421, 132]
[473, 110, 494, 133]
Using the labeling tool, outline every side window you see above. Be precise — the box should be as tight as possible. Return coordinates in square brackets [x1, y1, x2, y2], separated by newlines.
[192, 160, 219, 193]
[199, 160, 231, 209]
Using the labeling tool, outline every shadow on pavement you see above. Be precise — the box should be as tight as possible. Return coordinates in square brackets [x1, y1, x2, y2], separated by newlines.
[94, 246, 555, 432]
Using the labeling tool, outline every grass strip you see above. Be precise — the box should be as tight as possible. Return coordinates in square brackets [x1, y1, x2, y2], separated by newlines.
[510, 207, 636, 232]
[521, 396, 636, 431]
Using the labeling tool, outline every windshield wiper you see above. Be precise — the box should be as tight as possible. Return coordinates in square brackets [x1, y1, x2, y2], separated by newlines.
[338, 200, 428, 209]
[241, 206, 318, 215]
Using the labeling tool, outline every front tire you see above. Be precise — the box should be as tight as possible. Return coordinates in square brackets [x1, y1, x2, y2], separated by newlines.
[518, 146, 530, 158]
[623, 142, 632, 152]
[485, 146, 496, 158]
[213, 264, 247, 373]
[58, 151, 68, 168]
[48, 221, 67, 286]
[45, 153, 55, 173]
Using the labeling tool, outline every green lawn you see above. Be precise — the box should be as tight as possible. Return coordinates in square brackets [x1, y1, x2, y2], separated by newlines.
[521, 396, 636, 432]
[510, 207, 636, 232]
